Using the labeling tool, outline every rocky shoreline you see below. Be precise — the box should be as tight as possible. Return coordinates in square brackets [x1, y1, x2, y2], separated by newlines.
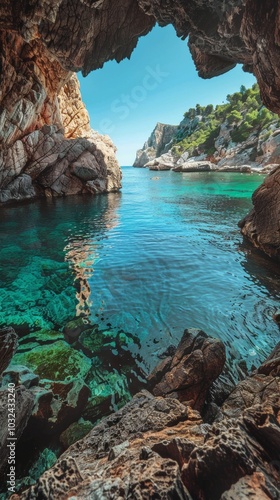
[146, 158, 276, 176]
[1, 325, 279, 499]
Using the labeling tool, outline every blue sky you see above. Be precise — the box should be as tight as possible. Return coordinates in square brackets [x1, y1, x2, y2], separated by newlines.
[79, 24, 256, 165]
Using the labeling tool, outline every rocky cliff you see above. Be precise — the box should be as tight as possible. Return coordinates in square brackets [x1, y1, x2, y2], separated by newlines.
[134, 84, 280, 172]
[0, 48, 122, 202]
[0, 0, 155, 203]
[133, 123, 178, 167]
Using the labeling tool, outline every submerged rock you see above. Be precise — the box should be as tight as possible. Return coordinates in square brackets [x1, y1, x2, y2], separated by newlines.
[60, 420, 94, 450]
[26, 379, 90, 437]
[11, 340, 91, 382]
[63, 317, 91, 343]
[2, 365, 39, 389]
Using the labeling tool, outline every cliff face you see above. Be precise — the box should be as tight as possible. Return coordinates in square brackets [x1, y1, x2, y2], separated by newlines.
[134, 123, 178, 167]
[134, 86, 280, 172]
[0, 1, 154, 203]
[0, 31, 122, 202]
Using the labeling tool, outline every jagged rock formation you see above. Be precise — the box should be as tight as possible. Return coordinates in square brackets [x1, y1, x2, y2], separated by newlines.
[0, 0, 155, 203]
[133, 123, 178, 167]
[0, 61, 121, 202]
[12, 329, 280, 499]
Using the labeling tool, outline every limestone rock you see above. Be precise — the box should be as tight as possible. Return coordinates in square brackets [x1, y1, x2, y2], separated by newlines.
[58, 74, 91, 139]
[134, 123, 178, 167]
[239, 165, 280, 261]
[0, 174, 36, 204]
[182, 419, 255, 499]
[12, 458, 83, 500]
[19, 390, 198, 498]
[173, 161, 217, 172]
[222, 341, 280, 420]
[15, 337, 280, 499]
[243, 403, 280, 457]
[149, 328, 226, 411]
[221, 472, 279, 500]
[222, 374, 280, 419]
[0, 41, 121, 204]
[145, 151, 178, 170]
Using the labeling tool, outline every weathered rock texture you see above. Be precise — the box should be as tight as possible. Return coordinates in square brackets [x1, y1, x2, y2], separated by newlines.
[15, 333, 280, 500]
[133, 122, 178, 167]
[239, 166, 280, 261]
[0, 57, 121, 203]
[148, 328, 226, 411]
[0, 0, 156, 202]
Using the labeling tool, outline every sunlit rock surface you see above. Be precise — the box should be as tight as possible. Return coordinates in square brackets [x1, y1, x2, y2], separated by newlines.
[133, 123, 178, 168]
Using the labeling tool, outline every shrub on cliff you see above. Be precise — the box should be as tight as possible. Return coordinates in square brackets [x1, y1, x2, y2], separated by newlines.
[173, 84, 280, 158]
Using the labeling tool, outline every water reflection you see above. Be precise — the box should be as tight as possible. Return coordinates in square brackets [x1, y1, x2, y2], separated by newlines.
[64, 194, 120, 317]
[0, 193, 121, 331]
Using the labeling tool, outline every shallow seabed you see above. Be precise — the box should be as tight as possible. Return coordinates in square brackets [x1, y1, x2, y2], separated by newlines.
[1, 168, 279, 384]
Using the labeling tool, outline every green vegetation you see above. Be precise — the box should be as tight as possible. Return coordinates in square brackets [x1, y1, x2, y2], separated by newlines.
[172, 84, 280, 157]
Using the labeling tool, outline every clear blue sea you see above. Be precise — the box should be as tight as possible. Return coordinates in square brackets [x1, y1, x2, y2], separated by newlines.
[1, 167, 280, 383]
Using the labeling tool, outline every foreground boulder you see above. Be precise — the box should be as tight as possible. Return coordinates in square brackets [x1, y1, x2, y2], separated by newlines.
[148, 328, 226, 411]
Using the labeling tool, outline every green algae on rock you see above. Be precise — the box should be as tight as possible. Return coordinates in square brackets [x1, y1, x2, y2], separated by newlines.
[78, 327, 136, 357]
[11, 340, 91, 382]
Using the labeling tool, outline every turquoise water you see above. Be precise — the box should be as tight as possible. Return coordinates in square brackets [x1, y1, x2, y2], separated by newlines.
[1, 168, 280, 384]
